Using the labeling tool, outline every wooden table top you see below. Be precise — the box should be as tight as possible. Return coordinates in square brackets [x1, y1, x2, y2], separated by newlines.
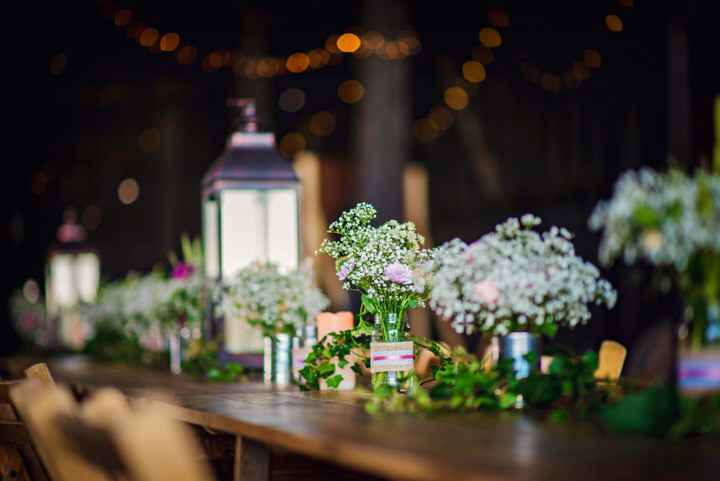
[42, 357, 720, 481]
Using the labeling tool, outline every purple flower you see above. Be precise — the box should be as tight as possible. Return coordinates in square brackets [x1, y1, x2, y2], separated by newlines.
[384, 262, 413, 285]
[171, 261, 194, 280]
[337, 261, 353, 281]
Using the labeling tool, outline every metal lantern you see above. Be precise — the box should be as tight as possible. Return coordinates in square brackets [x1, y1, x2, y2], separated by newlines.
[201, 99, 300, 366]
[45, 207, 100, 350]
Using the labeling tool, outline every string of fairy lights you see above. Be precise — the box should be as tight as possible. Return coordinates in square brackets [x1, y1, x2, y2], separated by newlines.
[52, 1, 635, 158]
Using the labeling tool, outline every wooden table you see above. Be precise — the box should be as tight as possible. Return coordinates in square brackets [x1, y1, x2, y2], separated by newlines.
[38, 357, 720, 481]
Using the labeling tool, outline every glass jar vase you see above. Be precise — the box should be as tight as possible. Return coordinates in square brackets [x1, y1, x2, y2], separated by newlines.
[370, 312, 414, 391]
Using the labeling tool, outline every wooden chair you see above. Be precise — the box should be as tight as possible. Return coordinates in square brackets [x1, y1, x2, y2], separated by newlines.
[53, 387, 217, 481]
[0, 362, 57, 481]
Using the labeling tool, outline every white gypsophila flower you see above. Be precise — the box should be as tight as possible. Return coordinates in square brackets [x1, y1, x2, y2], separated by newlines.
[588, 167, 720, 271]
[218, 260, 330, 336]
[429, 214, 616, 337]
[317, 202, 437, 315]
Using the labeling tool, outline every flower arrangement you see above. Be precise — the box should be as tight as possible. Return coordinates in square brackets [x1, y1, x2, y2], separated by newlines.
[429, 214, 616, 338]
[317, 202, 436, 319]
[588, 165, 720, 350]
[219, 261, 330, 337]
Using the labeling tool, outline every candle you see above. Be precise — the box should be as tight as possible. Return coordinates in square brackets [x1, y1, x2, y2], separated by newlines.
[316, 311, 356, 390]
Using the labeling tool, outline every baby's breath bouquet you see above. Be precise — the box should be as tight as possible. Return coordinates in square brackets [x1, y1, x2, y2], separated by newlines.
[317, 202, 436, 322]
[589, 165, 720, 350]
[219, 261, 330, 337]
[430, 215, 616, 339]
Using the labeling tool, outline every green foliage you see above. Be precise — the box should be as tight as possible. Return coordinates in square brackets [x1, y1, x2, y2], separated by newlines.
[82, 319, 167, 369]
[182, 341, 248, 383]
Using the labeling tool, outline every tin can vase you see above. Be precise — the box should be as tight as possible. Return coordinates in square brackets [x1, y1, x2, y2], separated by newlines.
[264, 333, 294, 385]
[498, 331, 541, 379]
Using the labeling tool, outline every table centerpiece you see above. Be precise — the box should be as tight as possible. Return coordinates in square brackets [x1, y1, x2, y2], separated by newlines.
[218, 260, 329, 384]
[589, 161, 720, 393]
[429, 214, 616, 378]
[317, 202, 437, 391]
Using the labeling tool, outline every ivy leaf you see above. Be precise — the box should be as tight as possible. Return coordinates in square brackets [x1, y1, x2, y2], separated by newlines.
[326, 374, 344, 389]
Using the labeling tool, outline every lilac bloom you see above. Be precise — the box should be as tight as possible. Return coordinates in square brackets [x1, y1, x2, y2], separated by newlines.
[384, 262, 413, 285]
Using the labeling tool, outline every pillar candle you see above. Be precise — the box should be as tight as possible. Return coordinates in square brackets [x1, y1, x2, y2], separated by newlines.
[317, 311, 356, 390]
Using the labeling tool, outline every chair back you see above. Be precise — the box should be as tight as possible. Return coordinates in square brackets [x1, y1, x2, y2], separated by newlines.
[594, 340, 627, 383]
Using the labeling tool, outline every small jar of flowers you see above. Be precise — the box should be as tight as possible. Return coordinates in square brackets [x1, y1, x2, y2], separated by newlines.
[317, 202, 436, 390]
[429, 214, 616, 377]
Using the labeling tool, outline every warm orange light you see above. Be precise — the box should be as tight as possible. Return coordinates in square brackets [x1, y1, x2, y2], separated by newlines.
[471, 45, 494, 64]
[279, 133, 306, 158]
[244, 60, 258, 78]
[563, 70, 582, 89]
[478, 28, 502, 48]
[160, 33, 180, 51]
[309, 111, 336, 136]
[139, 128, 161, 153]
[619, 0, 634, 6]
[605, 14, 623, 32]
[308, 49, 330, 68]
[337, 33, 361, 53]
[207, 51, 224, 69]
[256, 58, 278, 77]
[286, 53, 310, 73]
[82, 204, 102, 230]
[139, 28, 159, 47]
[428, 106, 453, 131]
[337, 79, 364, 103]
[584, 49, 602, 68]
[398, 30, 421, 54]
[117, 178, 140, 205]
[363, 31, 385, 50]
[177, 45, 197, 65]
[50, 53, 67, 75]
[414, 119, 439, 143]
[444, 87, 469, 110]
[325, 35, 342, 53]
[572, 60, 590, 80]
[385, 41, 400, 59]
[114, 9, 132, 26]
[462, 61, 486, 83]
[488, 9, 509, 27]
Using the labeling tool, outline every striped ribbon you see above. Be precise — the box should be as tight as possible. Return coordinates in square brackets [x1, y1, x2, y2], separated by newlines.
[370, 341, 414, 373]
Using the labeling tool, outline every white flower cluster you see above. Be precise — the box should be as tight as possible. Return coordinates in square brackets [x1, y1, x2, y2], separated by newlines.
[317, 202, 436, 314]
[219, 261, 330, 336]
[429, 214, 617, 337]
[588, 167, 720, 271]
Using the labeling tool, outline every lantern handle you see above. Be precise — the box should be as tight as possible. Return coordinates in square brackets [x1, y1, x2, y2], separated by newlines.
[227, 98, 258, 133]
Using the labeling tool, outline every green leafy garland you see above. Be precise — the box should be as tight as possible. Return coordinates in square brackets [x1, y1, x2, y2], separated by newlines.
[297, 325, 720, 440]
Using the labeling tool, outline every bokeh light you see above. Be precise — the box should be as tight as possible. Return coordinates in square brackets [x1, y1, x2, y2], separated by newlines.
[428, 106, 454, 131]
[126, 21, 144, 40]
[309, 111, 336, 136]
[337, 79, 365, 103]
[139, 128, 161, 153]
[462, 61, 486, 83]
[337, 33, 361, 53]
[286, 53, 310, 73]
[82, 204, 102, 230]
[414, 119, 439, 142]
[444, 86, 469, 110]
[478, 28, 502, 48]
[139, 28, 159, 47]
[488, 10, 510, 27]
[114, 9, 132, 26]
[584, 49, 602, 68]
[160, 33, 180, 51]
[279, 133, 306, 158]
[117, 178, 140, 205]
[572, 60, 591, 80]
[605, 14, 623, 32]
[22, 279, 41, 304]
[471, 45, 494, 64]
[50, 54, 67, 75]
[279, 88, 306, 112]
[177, 45, 197, 65]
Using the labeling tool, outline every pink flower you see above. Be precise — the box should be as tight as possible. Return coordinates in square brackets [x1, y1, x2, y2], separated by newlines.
[472, 279, 500, 305]
[171, 261, 194, 279]
[384, 262, 413, 285]
[337, 261, 353, 281]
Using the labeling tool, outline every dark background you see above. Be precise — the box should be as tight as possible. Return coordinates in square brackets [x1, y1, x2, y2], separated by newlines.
[2, 1, 719, 363]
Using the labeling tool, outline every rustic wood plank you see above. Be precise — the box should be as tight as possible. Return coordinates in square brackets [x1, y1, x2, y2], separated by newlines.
[48, 358, 720, 481]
